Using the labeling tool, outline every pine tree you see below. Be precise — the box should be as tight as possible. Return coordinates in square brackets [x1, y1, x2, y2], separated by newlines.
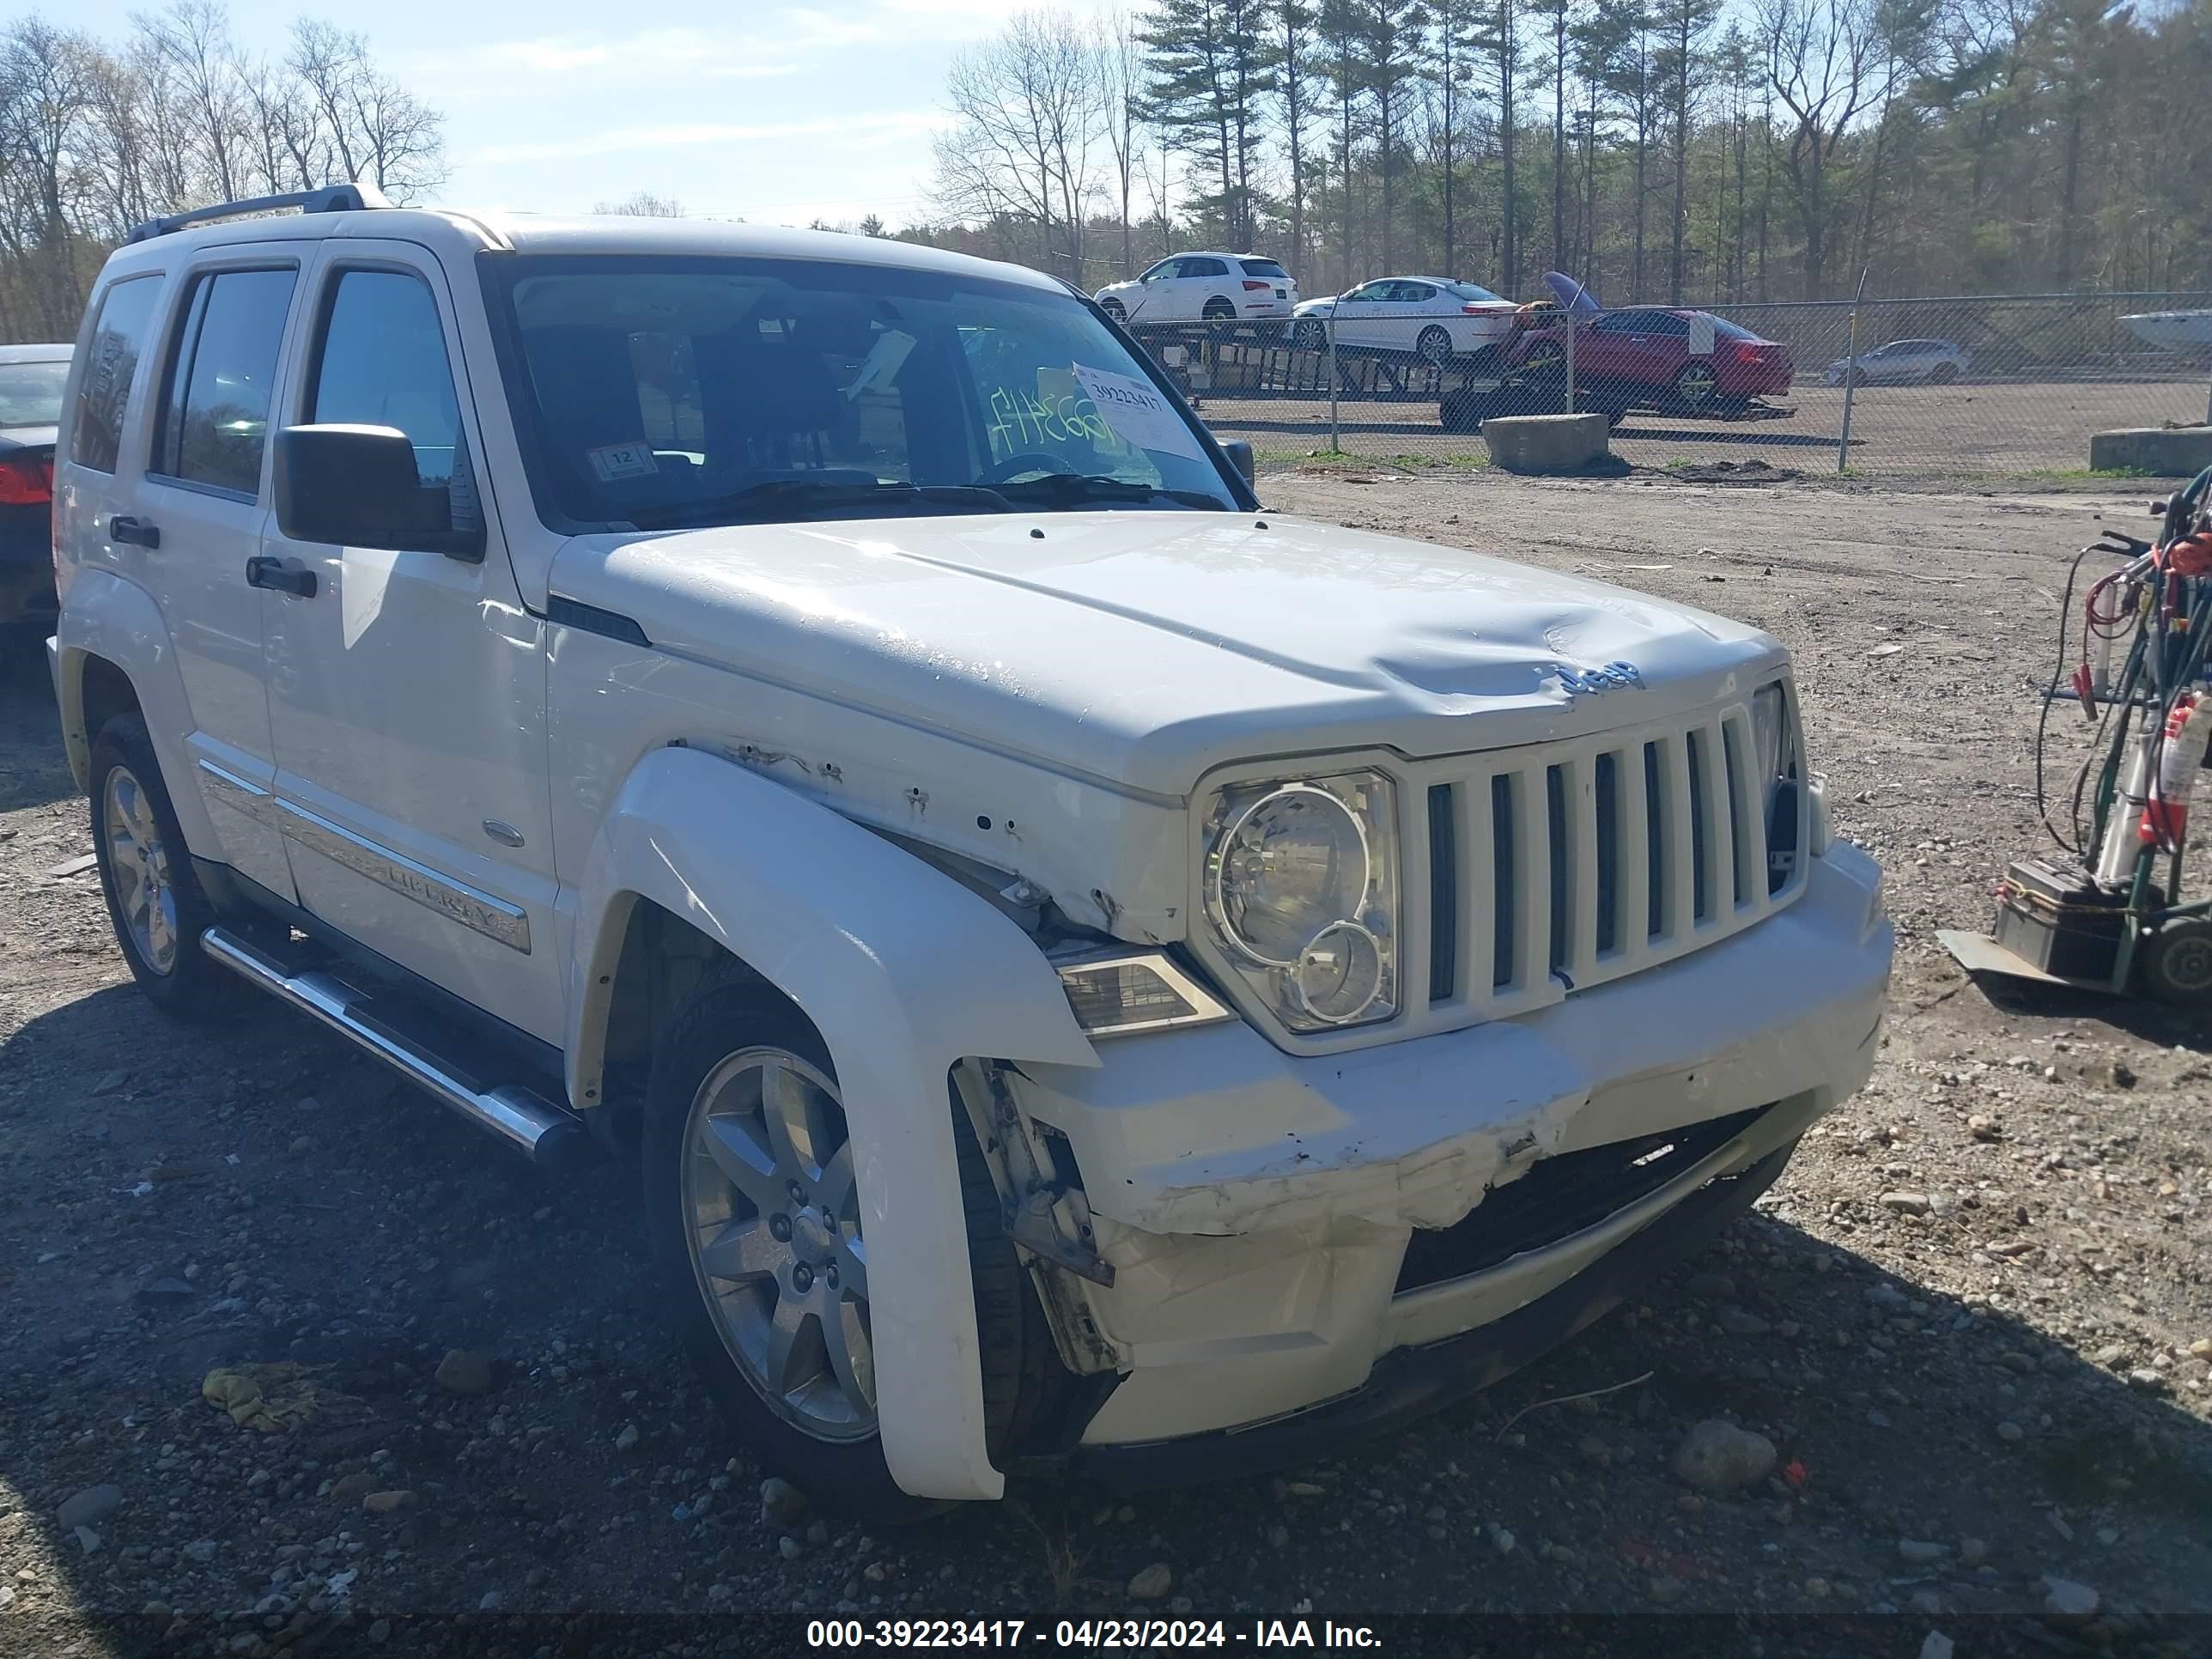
[1141, 0, 1279, 249]
[1469, 0, 1525, 291]
[1651, 0, 1718, 301]
[1352, 0, 1433, 272]
[1276, 0, 1321, 276]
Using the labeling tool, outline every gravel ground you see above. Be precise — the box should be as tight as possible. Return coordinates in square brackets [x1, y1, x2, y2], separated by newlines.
[1199, 373, 2211, 476]
[2, 471, 2209, 1655]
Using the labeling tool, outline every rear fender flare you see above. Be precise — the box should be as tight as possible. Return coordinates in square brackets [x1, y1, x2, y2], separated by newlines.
[566, 744, 1099, 1501]
[54, 568, 218, 854]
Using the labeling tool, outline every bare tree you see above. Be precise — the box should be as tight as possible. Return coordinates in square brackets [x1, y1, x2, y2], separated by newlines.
[0, 19, 100, 332]
[1760, 0, 1878, 297]
[932, 10, 1106, 280]
[140, 0, 247, 202]
[1097, 9, 1145, 279]
[594, 191, 686, 217]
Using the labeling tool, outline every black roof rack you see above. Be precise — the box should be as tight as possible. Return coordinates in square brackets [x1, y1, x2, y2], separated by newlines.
[125, 182, 391, 246]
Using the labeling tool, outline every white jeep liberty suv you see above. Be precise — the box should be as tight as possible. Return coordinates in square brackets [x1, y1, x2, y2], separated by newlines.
[50, 186, 1891, 1518]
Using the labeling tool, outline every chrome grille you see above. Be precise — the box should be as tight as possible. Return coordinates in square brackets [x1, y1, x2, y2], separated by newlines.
[1415, 698, 1803, 1024]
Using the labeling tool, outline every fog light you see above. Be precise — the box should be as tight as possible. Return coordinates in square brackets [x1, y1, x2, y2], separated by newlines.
[1292, 921, 1384, 1024]
[1055, 951, 1231, 1039]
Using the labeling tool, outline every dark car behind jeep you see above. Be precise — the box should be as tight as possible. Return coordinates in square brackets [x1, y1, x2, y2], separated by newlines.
[0, 343, 70, 654]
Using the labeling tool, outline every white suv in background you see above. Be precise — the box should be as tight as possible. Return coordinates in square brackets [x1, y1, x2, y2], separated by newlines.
[50, 186, 1888, 1520]
[1093, 253, 1297, 330]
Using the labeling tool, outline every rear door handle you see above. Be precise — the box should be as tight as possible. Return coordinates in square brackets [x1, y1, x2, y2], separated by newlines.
[245, 556, 317, 599]
[109, 515, 161, 549]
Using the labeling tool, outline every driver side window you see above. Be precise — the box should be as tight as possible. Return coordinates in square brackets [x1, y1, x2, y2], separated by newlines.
[309, 267, 476, 532]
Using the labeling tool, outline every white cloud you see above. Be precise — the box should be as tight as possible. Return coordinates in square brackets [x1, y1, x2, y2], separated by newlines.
[409, 25, 806, 86]
[476, 108, 952, 167]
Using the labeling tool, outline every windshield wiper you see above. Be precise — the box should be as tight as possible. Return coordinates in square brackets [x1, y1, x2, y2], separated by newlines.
[625, 478, 1014, 530]
[989, 472, 1227, 511]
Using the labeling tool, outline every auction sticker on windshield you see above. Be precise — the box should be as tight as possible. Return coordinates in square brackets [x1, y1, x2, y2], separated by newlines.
[586, 441, 659, 482]
[1071, 364, 1206, 462]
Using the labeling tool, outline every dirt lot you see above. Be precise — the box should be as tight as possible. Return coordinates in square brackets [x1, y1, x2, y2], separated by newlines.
[1200, 373, 2211, 475]
[2, 471, 2209, 1654]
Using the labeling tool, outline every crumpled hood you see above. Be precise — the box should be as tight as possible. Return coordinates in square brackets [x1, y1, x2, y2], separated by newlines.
[550, 510, 1783, 799]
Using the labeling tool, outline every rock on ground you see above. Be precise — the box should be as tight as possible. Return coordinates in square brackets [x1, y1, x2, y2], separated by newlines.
[1670, 1419, 1777, 1492]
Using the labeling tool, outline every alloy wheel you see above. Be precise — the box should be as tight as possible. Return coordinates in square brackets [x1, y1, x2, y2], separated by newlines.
[1677, 363, 1719, 406]
[681, 1047, 876, 1441]
[103, 764, 179, 975]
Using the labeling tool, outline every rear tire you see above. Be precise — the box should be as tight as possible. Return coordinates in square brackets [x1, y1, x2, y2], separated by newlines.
[88, 714, 234, 1020]
[641, 979, 1064, 1522]
[1415, 326, 1453, 367]
[1929, 362, 1960, 385]
[1674, 360, 1720, 410]
[1201, 298, 1237, 335]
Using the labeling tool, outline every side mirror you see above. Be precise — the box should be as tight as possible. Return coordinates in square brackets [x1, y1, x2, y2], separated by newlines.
[275, 423, 485, 561]
[1221, 439, 1255, 488]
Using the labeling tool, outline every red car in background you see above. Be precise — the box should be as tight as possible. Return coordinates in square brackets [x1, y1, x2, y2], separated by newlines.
[1500, 304, 1793, 419]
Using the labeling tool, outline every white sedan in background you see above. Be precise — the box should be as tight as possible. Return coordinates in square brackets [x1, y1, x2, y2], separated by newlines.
[1292, 277, 1522, 363]
[1822, 337, 1970, 386]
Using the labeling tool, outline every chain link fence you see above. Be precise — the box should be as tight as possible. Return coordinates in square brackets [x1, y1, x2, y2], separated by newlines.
[1134, 290, 2212, 478]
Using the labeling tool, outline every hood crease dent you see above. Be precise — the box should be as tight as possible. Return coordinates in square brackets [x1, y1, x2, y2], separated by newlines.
[553, 510, 1781, 799]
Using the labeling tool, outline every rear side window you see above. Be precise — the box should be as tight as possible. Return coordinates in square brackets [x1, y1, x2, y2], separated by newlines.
[70, 276, 163, 471]
[155, 267, 298, 495]
[1240, 259, 1289, 280]
[1183, 258, 1227, 278]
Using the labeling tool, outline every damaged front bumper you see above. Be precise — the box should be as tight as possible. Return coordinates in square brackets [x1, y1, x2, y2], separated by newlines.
[1008, 841, 1890, 1456]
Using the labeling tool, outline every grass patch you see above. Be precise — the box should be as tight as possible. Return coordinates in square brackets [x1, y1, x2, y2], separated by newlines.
[2021, 465, 2158, 481]
[1387, 451, 1491, 471]
[1249, 447, 1492, 471]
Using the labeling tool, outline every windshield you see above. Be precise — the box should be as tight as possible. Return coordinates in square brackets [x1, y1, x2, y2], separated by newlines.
[0, 359, 69, 428]
[483, 255, 1241, 530]
[1448, 282, 1505, 304]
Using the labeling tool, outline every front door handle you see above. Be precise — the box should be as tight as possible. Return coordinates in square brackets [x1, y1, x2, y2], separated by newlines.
[110, 515, 161, 549]
[245, 556, 318, 599]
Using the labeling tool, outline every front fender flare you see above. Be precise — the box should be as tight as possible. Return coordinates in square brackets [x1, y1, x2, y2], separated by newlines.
[567, 744, 1099, 1501]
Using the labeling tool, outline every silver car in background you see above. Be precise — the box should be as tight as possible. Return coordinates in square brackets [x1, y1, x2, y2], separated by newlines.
[1823, 338, 1970, 386]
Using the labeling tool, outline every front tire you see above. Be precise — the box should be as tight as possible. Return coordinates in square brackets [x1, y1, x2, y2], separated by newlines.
[1099, 298, 1126, 325]
[88, 714, 234, 1019]
[1293, 319, 1326, 352]
[642, 980, 1060, 1522]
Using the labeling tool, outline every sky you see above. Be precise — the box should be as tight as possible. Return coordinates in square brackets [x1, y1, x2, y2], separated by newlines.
[63, 0, 1125, 229]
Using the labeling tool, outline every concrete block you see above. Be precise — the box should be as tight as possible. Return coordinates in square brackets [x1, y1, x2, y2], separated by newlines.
[2087, 425, 2212, 477]
[1481, 411, 1610, 473]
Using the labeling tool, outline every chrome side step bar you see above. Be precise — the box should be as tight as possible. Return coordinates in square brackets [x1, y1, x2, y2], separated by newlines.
[202, 926, 583, 1165]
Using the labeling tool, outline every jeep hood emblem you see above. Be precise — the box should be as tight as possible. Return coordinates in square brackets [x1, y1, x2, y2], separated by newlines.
[1553, 660, 1645, 697]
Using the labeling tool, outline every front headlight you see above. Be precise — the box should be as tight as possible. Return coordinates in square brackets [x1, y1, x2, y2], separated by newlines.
[1751, 681, 1808, 890]
[1203, 772, 1399, 1031]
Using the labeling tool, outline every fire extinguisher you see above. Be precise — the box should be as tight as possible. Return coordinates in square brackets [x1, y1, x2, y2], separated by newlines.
[2097, 690, 2212, 884]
